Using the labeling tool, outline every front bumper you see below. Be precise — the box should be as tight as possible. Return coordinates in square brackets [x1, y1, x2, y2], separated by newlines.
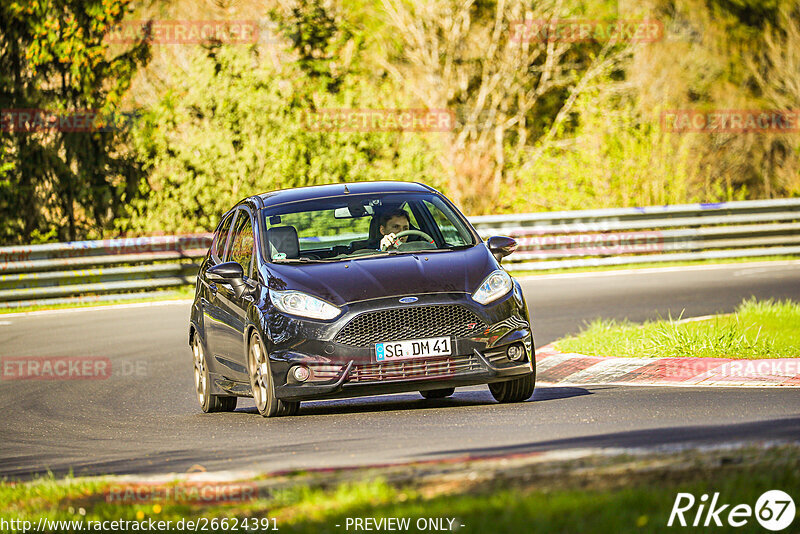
[273, 348, 534, 401]
[263, 290, 535, 402]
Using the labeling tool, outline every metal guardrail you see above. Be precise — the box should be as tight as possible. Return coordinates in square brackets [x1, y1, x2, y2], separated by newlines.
[1, 199, 799, 307]
[0, 235, 211, 308]
[470, 198, 800, 270]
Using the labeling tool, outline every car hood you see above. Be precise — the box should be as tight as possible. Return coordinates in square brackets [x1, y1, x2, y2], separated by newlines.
[264, 245, 498, 306]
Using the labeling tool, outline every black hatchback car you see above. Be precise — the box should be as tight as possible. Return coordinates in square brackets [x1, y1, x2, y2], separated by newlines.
[189, 181, 535, 416]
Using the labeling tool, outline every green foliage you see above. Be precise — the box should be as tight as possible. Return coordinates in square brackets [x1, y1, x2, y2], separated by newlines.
[0, 0, 150, 244]
[125, 3, 441, 235]
[508, 91, 709, 212]
[270, 0, 354, 88]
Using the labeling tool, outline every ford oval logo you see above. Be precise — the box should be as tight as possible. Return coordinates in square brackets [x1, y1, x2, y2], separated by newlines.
[399, 296, 418, 304]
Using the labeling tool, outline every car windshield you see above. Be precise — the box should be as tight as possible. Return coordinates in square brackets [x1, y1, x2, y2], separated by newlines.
[261, 192, 477, 262]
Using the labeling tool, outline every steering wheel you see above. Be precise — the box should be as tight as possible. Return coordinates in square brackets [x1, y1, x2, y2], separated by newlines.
[381, 229, 435, 251]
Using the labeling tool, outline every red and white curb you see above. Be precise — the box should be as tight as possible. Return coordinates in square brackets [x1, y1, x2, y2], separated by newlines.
[535, 345, 800, 387]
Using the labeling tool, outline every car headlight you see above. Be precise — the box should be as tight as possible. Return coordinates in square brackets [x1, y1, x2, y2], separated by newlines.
[269, 290, 341, 320]
[472, 270, 513, 305]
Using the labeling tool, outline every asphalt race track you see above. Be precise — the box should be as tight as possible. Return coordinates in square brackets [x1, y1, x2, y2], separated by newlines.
[1, 261, 799, 479]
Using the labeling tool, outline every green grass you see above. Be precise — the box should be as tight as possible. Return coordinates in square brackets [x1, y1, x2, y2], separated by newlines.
[554, 298, 800, 358]
[283, 469, 797, 534]
[1, 448, 798, 533]
[508, 254, 800, 277]
[268, 467, 799, 534]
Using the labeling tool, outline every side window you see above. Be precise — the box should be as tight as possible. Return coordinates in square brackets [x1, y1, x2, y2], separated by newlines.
[423, 200, 469, 246]
[403, 203, 420, 229]
[271, 210, 372, 252]
[227, 210, 255, 277]
[212, 213, 235, 260]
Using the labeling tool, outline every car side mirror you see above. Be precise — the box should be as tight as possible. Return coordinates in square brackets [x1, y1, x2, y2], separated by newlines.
[207, 261, 248, 298]
[487, 236, 517, 262]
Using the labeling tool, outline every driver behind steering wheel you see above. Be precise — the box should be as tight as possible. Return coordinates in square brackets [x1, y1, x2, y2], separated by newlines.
[377, 209, 411, 251]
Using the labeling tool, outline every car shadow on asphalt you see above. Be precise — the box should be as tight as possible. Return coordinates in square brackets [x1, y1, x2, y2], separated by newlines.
[532, 386, 594, 402]
[419, 416, 800, 459]
[232, 386, 592, 417]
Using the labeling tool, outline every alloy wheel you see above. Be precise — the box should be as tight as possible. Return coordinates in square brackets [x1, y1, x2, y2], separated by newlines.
[193, 337, 207, 406]
[250, 340, 269, 412]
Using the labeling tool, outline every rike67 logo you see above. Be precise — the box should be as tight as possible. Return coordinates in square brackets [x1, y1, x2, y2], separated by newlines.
[668, 490, 796, 531]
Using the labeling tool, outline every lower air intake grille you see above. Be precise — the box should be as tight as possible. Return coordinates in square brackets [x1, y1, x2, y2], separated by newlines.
[349, 354, 481, 382]
[334, 305, 486, 347]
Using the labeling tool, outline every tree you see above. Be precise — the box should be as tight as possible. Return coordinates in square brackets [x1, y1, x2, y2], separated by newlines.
[125, 1, 438, 234]
[379, 0, 633, 214]
[0, 0, 150, 244]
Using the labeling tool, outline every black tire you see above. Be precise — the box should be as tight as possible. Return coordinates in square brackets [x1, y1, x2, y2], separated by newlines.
[215, 396, 238, 412]
[489, 372, 535, 403]
[248, 332, 300, 417]
[420, 387, 455, 399]
[192, 334, 237, 413]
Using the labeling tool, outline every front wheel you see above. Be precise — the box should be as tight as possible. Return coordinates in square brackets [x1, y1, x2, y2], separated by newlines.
[193, 334, 237, 413]
[248, 332, 299, 417]
[489, 372, 535, 403]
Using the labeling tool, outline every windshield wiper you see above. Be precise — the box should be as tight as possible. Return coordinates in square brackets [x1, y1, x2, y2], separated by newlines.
[379, 244, 475, 255]
[273, 257, 329, 264]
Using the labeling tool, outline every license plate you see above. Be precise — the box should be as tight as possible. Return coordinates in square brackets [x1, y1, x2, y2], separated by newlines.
[375, 337, 452, 362]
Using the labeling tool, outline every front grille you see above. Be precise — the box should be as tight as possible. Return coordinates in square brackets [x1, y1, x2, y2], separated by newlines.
[334, 305, 487, 347]
[349, 354, 481, 382]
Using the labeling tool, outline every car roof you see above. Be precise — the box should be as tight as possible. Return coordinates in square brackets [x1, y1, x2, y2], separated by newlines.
[253, 181, 436, 208]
